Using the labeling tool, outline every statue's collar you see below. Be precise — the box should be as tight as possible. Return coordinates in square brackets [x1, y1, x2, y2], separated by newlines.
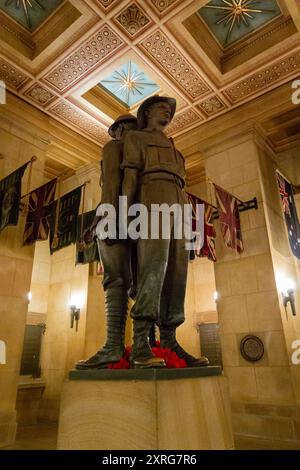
[142, 128, 168, 136]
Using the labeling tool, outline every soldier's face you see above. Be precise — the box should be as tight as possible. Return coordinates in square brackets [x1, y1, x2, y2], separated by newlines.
[146, 102, 172, 129]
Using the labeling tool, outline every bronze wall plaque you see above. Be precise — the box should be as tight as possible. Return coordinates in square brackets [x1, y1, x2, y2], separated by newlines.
[240, 335, 264, 362]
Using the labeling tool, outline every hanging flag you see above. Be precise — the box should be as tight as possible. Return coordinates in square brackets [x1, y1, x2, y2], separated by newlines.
[201, 201, 217, 262]
[50, 186, 82, 254]
[23, 179, 57, 245]
[0, 162, 29, 233]
[187, 193, 217, 262]
[76, 210, 100, 264]
[215, 184, 244, 254]
[276, 171, 300, 259]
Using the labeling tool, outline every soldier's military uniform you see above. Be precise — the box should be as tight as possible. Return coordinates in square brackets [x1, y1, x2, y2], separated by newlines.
[122, 96, 209, 368]
[123, 129, 188, 326]
[76, 115, 136, 370]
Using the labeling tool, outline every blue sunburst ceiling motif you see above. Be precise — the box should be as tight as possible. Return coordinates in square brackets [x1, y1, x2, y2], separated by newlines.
[99, 61, 160, 108]
[0, 0, 64, 31]
[199, 0, 282, 47]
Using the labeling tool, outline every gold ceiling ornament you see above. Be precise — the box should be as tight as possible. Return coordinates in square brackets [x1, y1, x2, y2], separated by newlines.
[203, 0, 276, 44]
[5, 0, 44, 28]
[102, 61, 157, 105]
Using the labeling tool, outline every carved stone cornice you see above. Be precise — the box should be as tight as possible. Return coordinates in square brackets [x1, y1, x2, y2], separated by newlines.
[0, 91, 100, 173]
[222, 17, 296, 64]
[175, 81, 295, 155]
[76, 162, 101, 179]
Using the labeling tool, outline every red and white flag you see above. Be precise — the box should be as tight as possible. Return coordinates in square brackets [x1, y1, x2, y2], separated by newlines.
[215, 184, 244, 254]
[187, 193, 217, 262]
[23, 179, 57, 246]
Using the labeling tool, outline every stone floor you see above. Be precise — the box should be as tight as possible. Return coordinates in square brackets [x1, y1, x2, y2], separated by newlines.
[234, 434, 300, 450]
[2, 423, 300, 450]
[1, 423, 58, 450]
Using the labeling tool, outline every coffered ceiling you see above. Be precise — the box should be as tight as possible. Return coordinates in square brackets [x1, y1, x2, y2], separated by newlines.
[198, 0, 282, 47]
[0, 0, 64, 31]
[0, 0, 299, 150]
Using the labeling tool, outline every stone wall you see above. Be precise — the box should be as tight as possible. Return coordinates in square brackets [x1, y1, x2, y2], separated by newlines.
[0, 101, 48, 447]
[0, 94, 100, 446]
[177, 124, 300, 448]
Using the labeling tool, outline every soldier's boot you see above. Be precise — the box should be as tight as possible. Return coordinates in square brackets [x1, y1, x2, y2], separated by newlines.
[75, 287, 128, 370]
[159, 326, 209, 367]
[120, 305, 127, 352]
[130, 320, 165, 369]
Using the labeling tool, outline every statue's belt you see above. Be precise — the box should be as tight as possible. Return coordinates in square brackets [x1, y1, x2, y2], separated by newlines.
[139, 172, 184, 189]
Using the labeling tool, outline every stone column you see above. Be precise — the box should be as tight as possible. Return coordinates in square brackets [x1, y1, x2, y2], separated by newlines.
[202, 127, 300, 446]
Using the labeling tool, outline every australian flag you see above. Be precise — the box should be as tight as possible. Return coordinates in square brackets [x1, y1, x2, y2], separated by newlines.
[276, 171, 300, 259]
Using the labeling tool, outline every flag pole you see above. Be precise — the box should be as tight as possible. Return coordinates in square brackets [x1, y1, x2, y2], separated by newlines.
[80, 181, 87, 246]
[206, 177, 246, 206]
[22, 156, 37, 215]
[187, 191, 218, 211]
[51, 178, 61, 251]
[276, 168, 294, 186]
[20, 177, 58, 201]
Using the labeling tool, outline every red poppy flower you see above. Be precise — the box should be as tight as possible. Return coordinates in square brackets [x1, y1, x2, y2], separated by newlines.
[107, 344, 187, 369]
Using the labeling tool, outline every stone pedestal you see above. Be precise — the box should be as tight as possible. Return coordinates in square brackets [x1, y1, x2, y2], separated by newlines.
[57, 367, 234, 450]
[16, 378, 45, 425]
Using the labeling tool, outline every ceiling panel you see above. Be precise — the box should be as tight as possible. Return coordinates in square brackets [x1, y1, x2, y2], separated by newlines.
[198, 0, 282, 47]
[0, 0, 64, 31]
[100, 60, 160, 108]
[0, 0, 299, 151]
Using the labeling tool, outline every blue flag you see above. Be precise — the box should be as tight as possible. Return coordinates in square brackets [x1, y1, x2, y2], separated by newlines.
[276, 171, 300, 259]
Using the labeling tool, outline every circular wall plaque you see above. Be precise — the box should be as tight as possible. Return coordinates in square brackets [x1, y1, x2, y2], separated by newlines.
[240, 335, 264, 362]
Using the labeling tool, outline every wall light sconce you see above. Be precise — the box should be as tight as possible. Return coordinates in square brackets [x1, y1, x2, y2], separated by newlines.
[27, 292, 32, 304]
[70, 305, 80, 332]
[282, 289, 296, 317]
[213, 291, 219, 303]
[69, 293, 83, 332]
[278, 274, 297, 317]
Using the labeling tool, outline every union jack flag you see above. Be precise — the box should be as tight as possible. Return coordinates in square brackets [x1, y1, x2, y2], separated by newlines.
[276, 171, 300, 259]
[187, 193, 216, 262]
[23, 179, 57, 245]
[277, 172, 291, 216]
[215, 184, 244, 254]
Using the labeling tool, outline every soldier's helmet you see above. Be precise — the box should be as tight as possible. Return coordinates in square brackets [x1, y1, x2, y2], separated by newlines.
[108, 114, 137, 138]
[137, 95, 176, 130]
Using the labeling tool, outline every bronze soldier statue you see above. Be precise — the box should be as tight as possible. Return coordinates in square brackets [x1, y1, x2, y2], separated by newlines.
[76, 114, 137, 369]
[122, 96, 209, 368]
